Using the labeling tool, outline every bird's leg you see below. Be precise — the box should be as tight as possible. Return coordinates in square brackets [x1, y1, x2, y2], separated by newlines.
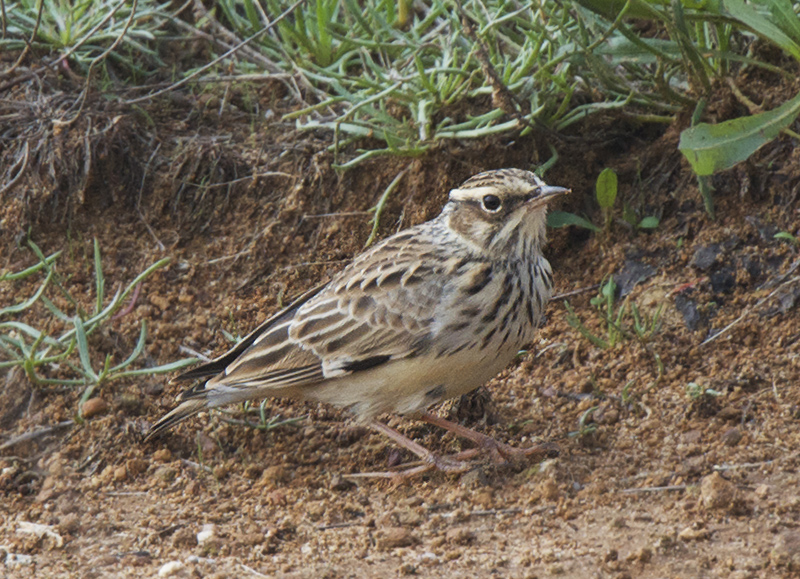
[346, 420, 474, 479]
[420, 412, 559, 464]
[370, 420, 473, 472]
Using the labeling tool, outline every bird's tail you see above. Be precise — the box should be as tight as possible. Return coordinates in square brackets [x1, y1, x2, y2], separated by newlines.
[143, 398, 208, 442]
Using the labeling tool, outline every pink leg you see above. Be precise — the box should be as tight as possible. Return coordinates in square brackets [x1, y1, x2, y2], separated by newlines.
[420, 412, 559, 464]
[350, 420, 472, 479]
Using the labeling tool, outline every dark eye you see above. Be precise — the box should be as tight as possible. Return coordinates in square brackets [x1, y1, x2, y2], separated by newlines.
[481, 194, 502, 212]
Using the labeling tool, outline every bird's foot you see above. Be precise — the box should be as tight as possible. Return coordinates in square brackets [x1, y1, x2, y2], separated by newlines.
[420, 412, 559, 465]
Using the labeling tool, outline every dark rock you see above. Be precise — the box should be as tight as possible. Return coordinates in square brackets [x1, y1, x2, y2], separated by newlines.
[691, 244, 721, 270]
[739, 255, 762, 280]
[674, 294, 703, 331]
[709, 268, 736, 294]
[614, 259, 657, 296]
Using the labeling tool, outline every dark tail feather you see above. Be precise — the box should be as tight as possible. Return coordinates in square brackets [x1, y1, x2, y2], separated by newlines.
[143, 398, 207, 442]
[172, 283, 325, 384]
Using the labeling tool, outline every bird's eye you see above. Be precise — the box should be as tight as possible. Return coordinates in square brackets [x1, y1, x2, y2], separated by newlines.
[481, 194, 502, 212]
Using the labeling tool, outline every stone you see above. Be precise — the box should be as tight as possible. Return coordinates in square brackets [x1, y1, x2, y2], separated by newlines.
[377, 527, 417, 550]
[700, 472, 735, 511]
[81, 398, 109, 419]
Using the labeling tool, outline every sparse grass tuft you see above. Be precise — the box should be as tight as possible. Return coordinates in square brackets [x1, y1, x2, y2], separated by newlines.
[0, 239, 196, 419]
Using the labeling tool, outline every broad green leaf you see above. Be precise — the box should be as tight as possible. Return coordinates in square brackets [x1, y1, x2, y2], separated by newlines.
[547, 211, 602, 232]
[595, 168, 618, 209]
[679, 91, 800, 176]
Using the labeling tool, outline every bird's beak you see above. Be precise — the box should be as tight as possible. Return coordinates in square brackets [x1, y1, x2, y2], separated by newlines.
[538, 185, 571, 199]
[526, 185, 570, 207]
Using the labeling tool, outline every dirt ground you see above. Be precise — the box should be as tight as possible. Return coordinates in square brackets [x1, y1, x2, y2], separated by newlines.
[2, 74, 800, 579]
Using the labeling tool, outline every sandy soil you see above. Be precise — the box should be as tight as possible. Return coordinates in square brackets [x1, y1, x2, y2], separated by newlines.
[2, 74, 800, 579]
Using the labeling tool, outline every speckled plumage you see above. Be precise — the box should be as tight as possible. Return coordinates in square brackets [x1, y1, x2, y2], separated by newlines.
[146, 169, 568, 472]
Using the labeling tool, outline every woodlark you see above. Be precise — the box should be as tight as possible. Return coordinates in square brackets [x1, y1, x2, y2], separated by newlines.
[146, 168, 569, 476]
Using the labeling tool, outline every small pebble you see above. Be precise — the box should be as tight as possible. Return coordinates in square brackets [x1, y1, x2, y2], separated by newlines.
[5, 553, 33, 567]
[460, 468, 490, 488]
[261, 465, 289, 485]
[197, 523, 216, 546]
[81, 398, 109, 419]
[445, 528, 475, 545]
[755, 484, 769, 499]
[153, 449, 173, 463]
[721, 427, 742, 447]
[126, 458, 149, 477]
[113, 466, 128, 482]
[306, 500, 326, 519]
[378, 527, 417, 550]
[158, 561, 184, 577]
[171, 527, 196, 548]
[396, 508, 423, 527]
[678, 525, 711, 541]
[329, 475, 354, 491]
[539, 478, 560, 501]
[154, 466, 178, 483]
[598, 407, 619, 425]
[398, 563, 416, 575]
[115, 393, 143, 415]
[700, 472, 735, 511]
[243, 464, 263, 480]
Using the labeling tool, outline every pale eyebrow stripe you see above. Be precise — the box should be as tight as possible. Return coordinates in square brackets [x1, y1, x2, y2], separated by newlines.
[448, 186, 499, 201]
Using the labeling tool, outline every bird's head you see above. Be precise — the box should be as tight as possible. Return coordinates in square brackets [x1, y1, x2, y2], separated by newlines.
[443, 168, 570, 260]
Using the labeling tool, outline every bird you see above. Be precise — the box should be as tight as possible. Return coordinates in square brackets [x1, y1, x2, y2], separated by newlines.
[145, 168, 569, 477]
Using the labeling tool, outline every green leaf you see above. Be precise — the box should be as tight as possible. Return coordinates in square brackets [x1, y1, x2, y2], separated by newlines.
[774, 231, 799, 245]
[638, 216, 660, 229]
[112, 357, 198, 379]
[0, 250, 61, 281]
[724, 0, 800, 61]
[679, 91, 800, 176]
[73, 316, 98, 382]
[547, 211, 602, 232]
[595, 168, 618, 209]
[94, 239, 104, 315]
[622, 203, 638, 228]
[109, 321, 148, 373]
[0, 268, 54, 316]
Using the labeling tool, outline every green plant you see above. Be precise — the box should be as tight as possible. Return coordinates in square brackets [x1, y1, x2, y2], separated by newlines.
[220, 399, 307, 431]
[564, 277, 664, 349]
[0, 239, 195, 418]
[548, 168, 660, 234]
[774, 231, 800, 246]
[568, 406, 598, 439]
[1, 0, 169, 80]
[674, 0, 800, 216]
[685, 382, 722, 400]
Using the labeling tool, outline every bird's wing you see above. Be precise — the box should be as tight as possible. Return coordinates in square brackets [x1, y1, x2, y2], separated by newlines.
[211, 247, 451, 390]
